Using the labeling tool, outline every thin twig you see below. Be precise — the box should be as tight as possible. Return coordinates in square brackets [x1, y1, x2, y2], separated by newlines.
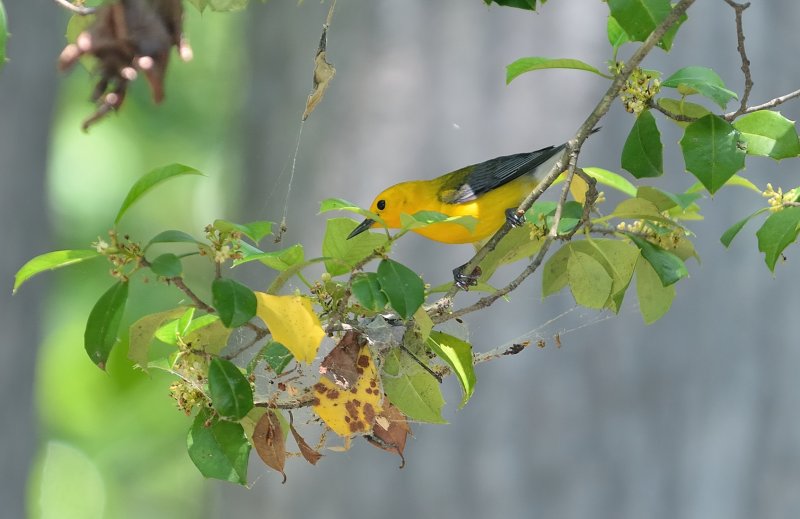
[52, 0, 97, 15]
[724, 88, 800, 120]
[548, 152, 580, 239]
[171, 276, 215, 313]
[431, 238, 554, 324]
[648, 98, 698, 123]
[722, 0, 753, 119]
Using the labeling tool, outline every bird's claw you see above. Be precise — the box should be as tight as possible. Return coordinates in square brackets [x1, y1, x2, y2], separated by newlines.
[505, 207, 526, 227]
[453, 264, 481, 290]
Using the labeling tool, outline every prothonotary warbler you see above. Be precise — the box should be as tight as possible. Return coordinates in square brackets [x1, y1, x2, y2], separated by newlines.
[347, 131, 598, 287]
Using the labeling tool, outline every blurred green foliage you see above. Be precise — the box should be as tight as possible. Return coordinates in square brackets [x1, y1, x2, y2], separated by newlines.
[29, 8, 247, 518]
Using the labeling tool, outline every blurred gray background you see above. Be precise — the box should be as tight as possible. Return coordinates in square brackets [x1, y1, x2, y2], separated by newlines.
[3, 0, 800, 518]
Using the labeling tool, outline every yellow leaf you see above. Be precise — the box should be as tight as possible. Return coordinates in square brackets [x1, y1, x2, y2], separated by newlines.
[255, 292, 325, 364]
[312, 344, 383, 437]
[570, 174, 588, 204]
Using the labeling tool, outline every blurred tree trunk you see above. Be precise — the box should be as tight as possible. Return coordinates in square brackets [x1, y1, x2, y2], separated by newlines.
[0, 2, 61, 517]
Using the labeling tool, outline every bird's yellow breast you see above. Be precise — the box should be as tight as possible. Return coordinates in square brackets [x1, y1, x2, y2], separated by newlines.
[372, 175, 537, 244]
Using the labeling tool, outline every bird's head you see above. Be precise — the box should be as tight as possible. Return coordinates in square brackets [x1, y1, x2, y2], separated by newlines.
[347, 183, 412, 239]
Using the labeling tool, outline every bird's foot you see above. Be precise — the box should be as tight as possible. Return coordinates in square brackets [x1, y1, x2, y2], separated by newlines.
[505, 207, 526, 227]
[453, 263, 481, 290]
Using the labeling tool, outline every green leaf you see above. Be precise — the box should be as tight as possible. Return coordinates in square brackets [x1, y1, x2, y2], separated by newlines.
[756, 206, 800, 271]
[524, 201, 583, 233]
[507, 57, 608, 84]
[680, 114, 746, 194]
[478, 225, 544, 281]
[484, 0, 541, 10]
[637, 187, 701, 212]
[657, 98, 711, 127]
[662, 67, 738, 109]
[319, 198, 385, 226]
[608, 0, 671, 42]
[187, 409, 250, 485]
[414, 306, 434, 343]
[588, 239, 640, 311]
[115, 164, 202, 224]
[0, 0, 7, 70]
[351, 272, 388, 312]
[265, 258, 323, 295]
[399, 211, 478, 233]
[567, 250, 613, 309]
[211, 278, 256, 328]
[213, 219, 274, 243]
[84, 281, 129, 370]
[622, 110, 663, 178]
[177, 307, 195, 337]
[657, 11, 687, 51]
[148, 253, 182, 277]
[208, 357, 254, 420]
[607, 198, 681, 228]
[154, 313, 217, 345]
[247, 341, 293, 375]
[543, 240, 638, 311]
[323, 218, 389, 276]
[376, 259, 425, 320]
[720, 208, 769, 247]
[635, 256, 675, 324]
[381, 348, 446, 424]
[581, 167, 638, 197]
[732, 110, 800, 160]
[557, 201, 585, 234]
[13, 249, 101, 294]
[188, 318, 231, 356]
[686, 174, 760, 195]
[427, 331, 476, 409]
[234, 243, 305, 270]
[627, 234, 688, 286]
[607, 16, 631, 52]
[145, 230, 200, 249]
[128, 307, 186, 371]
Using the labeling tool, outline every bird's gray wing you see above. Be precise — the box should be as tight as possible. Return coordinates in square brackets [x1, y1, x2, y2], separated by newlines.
[438, 144, 565, 204]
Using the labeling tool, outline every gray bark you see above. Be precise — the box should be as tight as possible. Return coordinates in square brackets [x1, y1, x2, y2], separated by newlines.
[0, 1, 61, 517]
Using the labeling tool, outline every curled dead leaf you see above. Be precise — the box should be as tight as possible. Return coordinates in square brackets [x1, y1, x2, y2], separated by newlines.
[366, 402, 411, 468]
[289, 412, 323, 466]
[302, 0, 336, 121]
[252, 410, 287, 483]
[58, 0, 193, 130]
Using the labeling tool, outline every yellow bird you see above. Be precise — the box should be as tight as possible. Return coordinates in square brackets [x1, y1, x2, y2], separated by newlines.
[347, 135, 593, 288]
[347, 136, 591, 245]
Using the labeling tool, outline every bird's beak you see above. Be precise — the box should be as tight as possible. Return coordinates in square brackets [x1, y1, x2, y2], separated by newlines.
[347, 218, 376, 239]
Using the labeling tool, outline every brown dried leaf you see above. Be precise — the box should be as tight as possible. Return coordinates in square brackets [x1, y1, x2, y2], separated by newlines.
[319, 330, 364, 389]
[252, 410, 287, 483]
[312, 343, 383, 437]
[289, 412, 323, 466]
[302, 1, 336, 121]
[58, 0, 192, 130]
[366, 402, 411, 468]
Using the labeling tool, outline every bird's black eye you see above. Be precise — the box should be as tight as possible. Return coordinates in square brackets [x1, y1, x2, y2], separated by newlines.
[377, 199, 386, 210]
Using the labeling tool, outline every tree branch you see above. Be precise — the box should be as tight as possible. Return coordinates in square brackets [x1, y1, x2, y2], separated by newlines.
[725, 88, 800, 120]
[722, 0, 753, 119]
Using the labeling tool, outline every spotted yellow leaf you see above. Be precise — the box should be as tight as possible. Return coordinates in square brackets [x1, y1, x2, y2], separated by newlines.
[312, 344, 383, 436]
[254, 292, 325, 364]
